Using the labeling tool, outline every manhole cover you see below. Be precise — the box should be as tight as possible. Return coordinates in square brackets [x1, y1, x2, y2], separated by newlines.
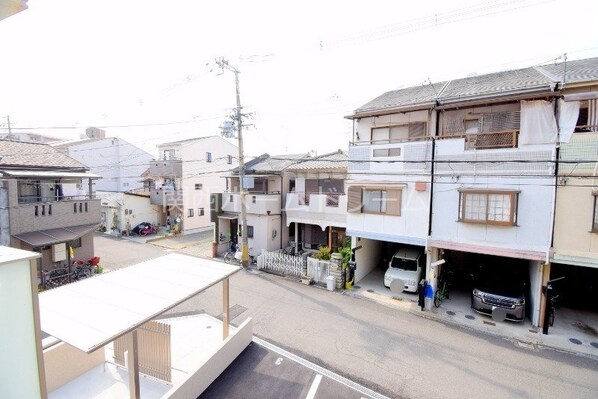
[353, 285, 361, 289]
[591, 342, 598, 349]
[465, 315, 475, 320]
[366, 289, 374, 293]
[569, 338, 582, 345]
[446, 310, 456, 316]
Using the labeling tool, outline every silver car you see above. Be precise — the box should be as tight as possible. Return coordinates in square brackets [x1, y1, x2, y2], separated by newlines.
[471, 278, 526, 321]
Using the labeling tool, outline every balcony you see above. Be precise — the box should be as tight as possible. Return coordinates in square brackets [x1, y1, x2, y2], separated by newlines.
[9, 198, 101, 235]
[285, 192, 347, 228]
[150, 187, 184, 207]
[150, 159, 183, 178]
[221, 192, 281, 215]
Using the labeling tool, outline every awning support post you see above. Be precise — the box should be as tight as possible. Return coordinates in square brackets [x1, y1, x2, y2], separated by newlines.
[222, 278, 229, 339]
[127, 330, 140, 399]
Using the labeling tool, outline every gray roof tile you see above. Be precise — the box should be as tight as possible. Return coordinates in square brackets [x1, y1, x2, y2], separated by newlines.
[0, 140, 87, 169]
[285, 150, 348, 171]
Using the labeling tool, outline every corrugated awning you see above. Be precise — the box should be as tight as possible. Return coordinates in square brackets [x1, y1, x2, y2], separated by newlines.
[217, 213, 238, 220]
[39, 253, 241, 353]
[13, 223, 99, 247]
[0, 170, 101, 179]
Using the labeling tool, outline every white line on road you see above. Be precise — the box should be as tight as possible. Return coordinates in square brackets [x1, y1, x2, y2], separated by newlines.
[306, 374, 322, 399]
[253, 336, 389, 399]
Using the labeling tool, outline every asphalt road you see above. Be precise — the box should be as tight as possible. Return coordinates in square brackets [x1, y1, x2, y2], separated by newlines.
[94, 233, 598, 399]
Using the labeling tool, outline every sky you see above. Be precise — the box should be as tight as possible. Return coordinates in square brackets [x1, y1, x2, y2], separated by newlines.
[1, 0, 597, 159]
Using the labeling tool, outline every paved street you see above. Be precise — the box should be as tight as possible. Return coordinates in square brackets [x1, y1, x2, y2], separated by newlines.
[94, 233, 598, 399]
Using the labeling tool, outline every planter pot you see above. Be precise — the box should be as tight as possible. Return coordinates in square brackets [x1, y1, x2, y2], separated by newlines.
[301, 277, 313, 285]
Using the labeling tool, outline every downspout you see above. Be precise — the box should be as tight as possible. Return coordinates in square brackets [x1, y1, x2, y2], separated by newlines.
[427, 105, 439, 238]
[280, 174, 284, 249]
[548, 90, 561, 264]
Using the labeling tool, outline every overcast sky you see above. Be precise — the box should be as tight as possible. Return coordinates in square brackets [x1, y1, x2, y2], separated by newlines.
[1, 0, 597, 159]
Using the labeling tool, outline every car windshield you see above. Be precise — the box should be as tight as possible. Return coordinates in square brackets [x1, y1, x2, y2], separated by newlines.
[476, 277, 523, 298]
[390, 257, 417, 271]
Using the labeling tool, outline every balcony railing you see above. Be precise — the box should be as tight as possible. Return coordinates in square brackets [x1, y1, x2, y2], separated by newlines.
[222, 192, 281, 215]
[438, 130, 519, 150]
[299, 192, 342, 207]
[9, 198, 101, 234]
[150, 159, 183, 178]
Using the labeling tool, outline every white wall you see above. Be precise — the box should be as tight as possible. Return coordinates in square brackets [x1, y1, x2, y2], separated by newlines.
[64, 138, 153, 192]
[181, 137, 238, 232]
[245, 214, 281, 257]
[528, 261, 544, 327]
[0, 248, 44, 399]
[353, 237, 383, 283]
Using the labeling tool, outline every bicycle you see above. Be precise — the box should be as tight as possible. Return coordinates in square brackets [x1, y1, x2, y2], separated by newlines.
[548, 294, 561, 327]
[281, 240, 296, 255]
[434, 271, 453, 308]
[224, 244, 255, 265]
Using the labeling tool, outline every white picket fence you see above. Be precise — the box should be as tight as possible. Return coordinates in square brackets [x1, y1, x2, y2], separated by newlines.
[306, 257, 331, 284]
[257, 250, 304, 277]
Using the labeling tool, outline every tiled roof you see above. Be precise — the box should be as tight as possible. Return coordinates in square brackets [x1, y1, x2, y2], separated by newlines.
[355, 83, 444, 113]
[247, 153, 309, 173]
[285, 150, 348, 171]
[353, 56, 598, 115]
[0, 140, 87, 169]
[439, 67, 552, 101]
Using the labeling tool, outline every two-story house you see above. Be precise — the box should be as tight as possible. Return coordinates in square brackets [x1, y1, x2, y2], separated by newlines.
[346, 88, 436, 284]
[216, 153, 308, 257]
[0, 140, 101, 275]
[346, 56, 598, 326]
[284, 150, 348, 252]
[149, 136, 238, 233]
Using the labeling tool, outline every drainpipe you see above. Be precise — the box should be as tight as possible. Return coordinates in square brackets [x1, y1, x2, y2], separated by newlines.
[280, 174, 284, 249]
[427, 105, 439, 238]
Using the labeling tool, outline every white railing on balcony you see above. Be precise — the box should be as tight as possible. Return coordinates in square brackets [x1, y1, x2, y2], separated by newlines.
[285, 193, 347, 228]
[221, 192, 282, 215]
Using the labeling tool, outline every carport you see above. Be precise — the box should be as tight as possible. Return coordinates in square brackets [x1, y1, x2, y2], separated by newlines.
[39, 253, 248, 399]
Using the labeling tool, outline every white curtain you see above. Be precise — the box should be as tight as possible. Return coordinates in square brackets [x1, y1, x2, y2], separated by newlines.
[519, 100, 558, 145]
[558, 99, 580, 143]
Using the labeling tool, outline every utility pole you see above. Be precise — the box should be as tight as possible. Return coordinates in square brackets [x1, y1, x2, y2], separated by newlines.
[6, 115, 12, 139]
[216, 57, 249, 268]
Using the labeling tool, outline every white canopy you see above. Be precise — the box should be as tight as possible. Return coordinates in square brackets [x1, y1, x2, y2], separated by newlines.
[39, 253, 241, 353]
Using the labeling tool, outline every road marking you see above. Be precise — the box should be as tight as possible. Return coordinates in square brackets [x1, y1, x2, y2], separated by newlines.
[275, 357, 284, 365]
[253, 337, 389, 399]
[306, 374, 322, 399]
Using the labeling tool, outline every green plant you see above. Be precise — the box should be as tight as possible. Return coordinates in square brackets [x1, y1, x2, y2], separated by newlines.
[313, 245, 331, 260]
[338, 236, 352, 269]
[95, 264, 104, 274]
[111, 213, 120, 230]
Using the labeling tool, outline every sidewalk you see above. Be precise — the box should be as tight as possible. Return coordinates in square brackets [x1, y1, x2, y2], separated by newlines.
[345, 269, 598, 360]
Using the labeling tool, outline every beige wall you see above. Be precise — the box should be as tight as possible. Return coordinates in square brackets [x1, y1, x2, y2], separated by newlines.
[43, 342, 104, 393]
[553, 180, 598, 265]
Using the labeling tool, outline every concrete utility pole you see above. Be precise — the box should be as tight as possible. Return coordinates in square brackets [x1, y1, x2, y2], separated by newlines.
[216, 57, 249, 268]
[6, 115, 12, 139]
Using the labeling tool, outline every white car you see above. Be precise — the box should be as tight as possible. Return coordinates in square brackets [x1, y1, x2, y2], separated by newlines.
[384, 248, 424, 293]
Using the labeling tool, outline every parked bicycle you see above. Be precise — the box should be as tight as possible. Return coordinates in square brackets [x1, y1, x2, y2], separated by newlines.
[224, 244, 255, 265]
[42, 257, 100, 289]
[434, 270, 453, 308]
[281, 240, 296, 256]
[548, 294, 561, 327]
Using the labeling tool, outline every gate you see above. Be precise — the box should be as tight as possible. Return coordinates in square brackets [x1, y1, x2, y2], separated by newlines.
[257, 250, 304, 277]
[114, 320, 172, 382]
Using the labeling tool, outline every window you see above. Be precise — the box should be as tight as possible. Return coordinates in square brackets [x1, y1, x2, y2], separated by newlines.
[187, 208, 194, 217]
[198, 208, 204, 216]
[123, 182, 129, 187]
[163, 149, 175, 160]
[195, 183, 203, 190]
[227, 155, 233, 164]
[48, 204, 52, 215]
[371, 122, 426, 144]
[68, 238, 82, 249]
[206, 152, 212, 162]
[347, 186, 401, 215]
[459, 190, 518, 226]
[239, 225, 254, 238]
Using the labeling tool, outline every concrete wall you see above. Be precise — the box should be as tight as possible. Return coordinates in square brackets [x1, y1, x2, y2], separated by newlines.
[528, 261, 544, 327]
[43, 342, 104, 393]
[245, 214, 281, 256]
[353, 237, 383, 283]
[164, 318, 253, 399]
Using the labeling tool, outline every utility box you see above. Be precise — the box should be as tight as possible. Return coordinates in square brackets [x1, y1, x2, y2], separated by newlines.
[326, 275, 335, 291]
[52, 243, 67, 262]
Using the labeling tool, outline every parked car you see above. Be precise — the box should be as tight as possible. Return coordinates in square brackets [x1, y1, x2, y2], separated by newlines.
[470, 264, 527, 322]
[131, 222, 155, 236]
[384, 248, 425, 293]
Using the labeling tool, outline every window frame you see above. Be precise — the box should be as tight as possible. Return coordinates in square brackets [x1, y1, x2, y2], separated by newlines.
[592, 193, 598, 232]
[459, 189, 519, 226]
[187, 208, 194, 217]
[347, 186, 401, 216]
